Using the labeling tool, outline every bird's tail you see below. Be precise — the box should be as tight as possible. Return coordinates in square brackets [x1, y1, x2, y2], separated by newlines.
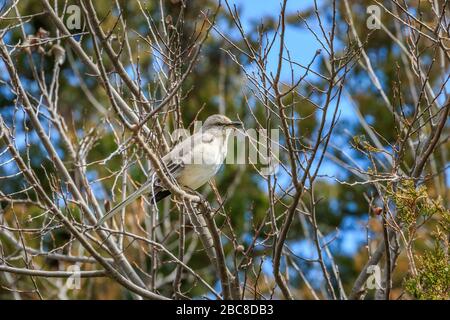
[96, 181, 159, 228]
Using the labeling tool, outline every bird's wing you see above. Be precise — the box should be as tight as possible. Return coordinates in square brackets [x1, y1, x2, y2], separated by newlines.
[163, 131, 214, 167]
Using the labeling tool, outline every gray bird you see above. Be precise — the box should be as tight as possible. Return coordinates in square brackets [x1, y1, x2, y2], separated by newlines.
[96, 114, 242, 227]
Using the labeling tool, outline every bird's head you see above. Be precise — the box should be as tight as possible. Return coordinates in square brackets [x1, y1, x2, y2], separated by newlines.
[201, 114, 242, 133]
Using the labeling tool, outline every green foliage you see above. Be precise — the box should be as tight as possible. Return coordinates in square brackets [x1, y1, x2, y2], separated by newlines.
[391, 180, 450, 299]
[404, 243, 450, 300]
[389, 180, 446, 227]
[351, 135, 381, 153]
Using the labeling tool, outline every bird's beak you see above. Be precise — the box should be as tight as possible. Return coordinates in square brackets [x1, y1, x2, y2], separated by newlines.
[227, 121, 243, 128]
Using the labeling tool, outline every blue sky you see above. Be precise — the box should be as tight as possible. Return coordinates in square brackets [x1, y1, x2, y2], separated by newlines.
[223, 1, 368, 283]
[227, 0, 324, 79]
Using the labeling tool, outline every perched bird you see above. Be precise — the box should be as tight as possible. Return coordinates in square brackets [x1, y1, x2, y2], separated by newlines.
[96, 114, 242, 227]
